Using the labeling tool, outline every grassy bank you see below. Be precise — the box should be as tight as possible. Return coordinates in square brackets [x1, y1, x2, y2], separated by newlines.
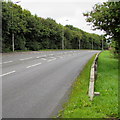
[58, 51, 118, 118]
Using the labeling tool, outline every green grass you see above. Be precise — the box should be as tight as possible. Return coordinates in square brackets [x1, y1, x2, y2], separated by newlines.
[58, 50, 118, 118]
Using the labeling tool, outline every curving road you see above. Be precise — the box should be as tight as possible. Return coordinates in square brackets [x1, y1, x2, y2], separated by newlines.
[2, 50, 100, 118]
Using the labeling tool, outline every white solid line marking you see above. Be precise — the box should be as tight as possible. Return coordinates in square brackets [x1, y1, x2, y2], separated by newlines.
[0, 70, 16, 77]
[20, 57, 32, 61]
[26, 63, 42, 68]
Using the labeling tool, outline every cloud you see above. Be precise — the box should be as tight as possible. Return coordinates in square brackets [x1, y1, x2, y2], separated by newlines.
[13, 0, 107, 35]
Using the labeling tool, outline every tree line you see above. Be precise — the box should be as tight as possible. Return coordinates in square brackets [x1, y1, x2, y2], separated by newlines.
[2, 1, 108, 52]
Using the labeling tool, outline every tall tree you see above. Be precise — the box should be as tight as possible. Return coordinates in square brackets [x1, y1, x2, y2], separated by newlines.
[2, 1, 104, 52]
[83, 2, 120, 53]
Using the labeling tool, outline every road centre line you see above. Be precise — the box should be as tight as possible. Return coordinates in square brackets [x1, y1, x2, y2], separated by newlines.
[49, 57, 56, 59]
[42, 55, 47, 57]
[41, 58, 47, 60]
[0, 61, 13, 64]
[26, 63, 42, 68]
[49, 54, 54, 56]
[0, 70, 16, 77]
[3, 61, 13, 64]
[36, 55, 47, 59]
[58, 56, 63, 58]
[36, 56, 41, 59]
[40, 55, 47, 57]
[20, 57, 32, 61]
[47, 58, 56, 62]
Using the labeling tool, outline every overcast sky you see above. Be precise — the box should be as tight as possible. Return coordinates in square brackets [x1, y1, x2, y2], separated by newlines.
[12, 0, 108, 35]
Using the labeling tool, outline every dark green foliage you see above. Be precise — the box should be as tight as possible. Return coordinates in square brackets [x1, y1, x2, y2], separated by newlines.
[83, 2, 120, 53]
[2, 1, 106, 52]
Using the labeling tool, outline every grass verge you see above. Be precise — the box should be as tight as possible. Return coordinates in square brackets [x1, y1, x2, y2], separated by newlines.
[3, 49, 97, 53]
[58, 50, 118, 118]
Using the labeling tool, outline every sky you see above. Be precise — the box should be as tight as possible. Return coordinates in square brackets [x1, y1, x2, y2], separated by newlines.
[12, 0, 108, 35]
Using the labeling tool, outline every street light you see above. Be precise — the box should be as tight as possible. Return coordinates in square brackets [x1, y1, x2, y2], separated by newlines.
[102, 38, 104, 51]
[92, 39, 93, 50]
[79, 39, 81, 49]
[62, 26, 64, 49]
[11, 1, 21, 52]
[62, 19, 69, 49]
[101, 35, 104, 51]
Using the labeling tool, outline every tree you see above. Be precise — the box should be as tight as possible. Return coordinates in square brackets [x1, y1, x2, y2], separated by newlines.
[2, 1, 103, 52]
[83, 2, 120, 53]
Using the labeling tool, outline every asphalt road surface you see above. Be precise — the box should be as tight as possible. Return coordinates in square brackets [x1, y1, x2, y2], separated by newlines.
[2, 50, 100, 118]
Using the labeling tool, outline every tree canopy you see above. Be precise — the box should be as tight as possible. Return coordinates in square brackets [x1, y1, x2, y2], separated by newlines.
[2, 1, 107, 52]
[83, 1, 120, 53]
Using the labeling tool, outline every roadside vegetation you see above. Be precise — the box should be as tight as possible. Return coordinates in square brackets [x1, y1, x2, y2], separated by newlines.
[84, 2, 120, 54]
[58, 50, 118, 118]
[2, 1, 108, 52]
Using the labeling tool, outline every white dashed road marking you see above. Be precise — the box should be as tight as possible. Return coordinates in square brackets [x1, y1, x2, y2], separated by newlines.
[58, 56, 63, 58]
[41, 58, 47, 60]
[26, 63, 42, 68]
[20, 57, 32, 61]
[49, 54, 54, 56]
[36, 55, 47, 59]
[47, 57, 56, 62]
[0, 70, 16, 77]
[36, 56, 41, 59]
[0, 61, 13, 64]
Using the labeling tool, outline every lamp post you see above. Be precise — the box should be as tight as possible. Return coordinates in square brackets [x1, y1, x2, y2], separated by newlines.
[92, 39, 93, 50]
[11, 1, 21, 52]
[79, 39, 81, 49]
[62, 19, 68, 49]
[102, 38, 104, 51]
[62, 26, 64, 49]
[101, 35, 104, 51]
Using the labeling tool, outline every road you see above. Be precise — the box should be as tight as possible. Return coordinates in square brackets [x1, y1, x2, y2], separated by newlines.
[2, 50, 100, 118]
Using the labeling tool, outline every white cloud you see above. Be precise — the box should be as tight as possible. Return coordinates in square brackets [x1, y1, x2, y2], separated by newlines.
[12, 0, 108, 35]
